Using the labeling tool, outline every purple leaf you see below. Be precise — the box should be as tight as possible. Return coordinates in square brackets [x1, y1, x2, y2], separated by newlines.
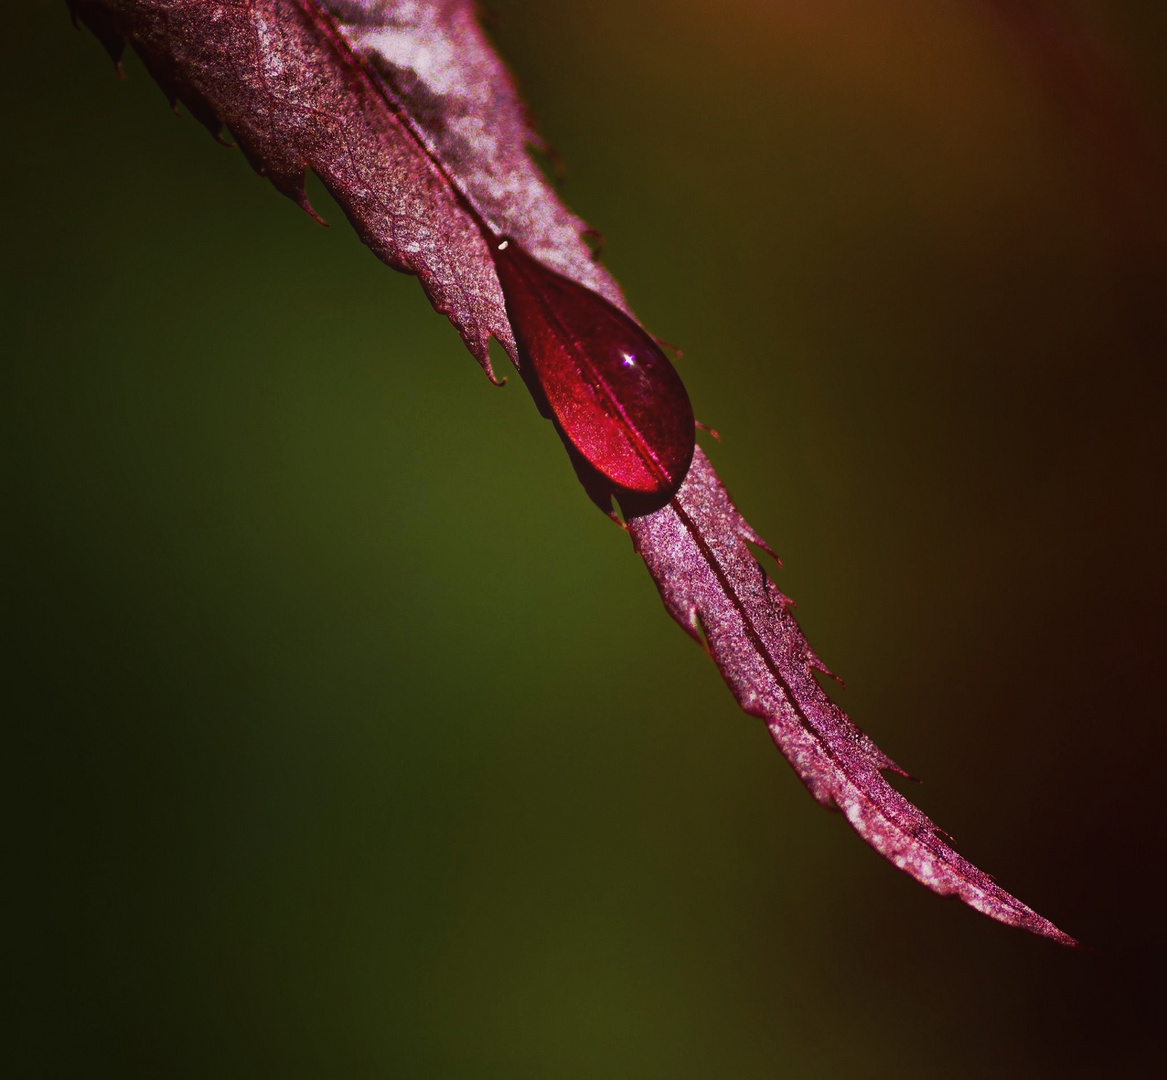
[68, 0, 1074, 944]
[630, 449, 1076, 946]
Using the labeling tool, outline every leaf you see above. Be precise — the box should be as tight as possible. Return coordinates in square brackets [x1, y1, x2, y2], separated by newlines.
[629, 449, 1075, 946]
[68, 0, 1074, 944]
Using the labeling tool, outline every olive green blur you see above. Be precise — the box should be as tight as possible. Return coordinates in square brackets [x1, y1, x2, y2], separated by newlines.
[5, 2, 1165, 1076]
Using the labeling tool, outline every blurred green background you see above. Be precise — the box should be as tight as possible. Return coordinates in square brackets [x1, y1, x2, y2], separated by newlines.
[5, 1, 1166, 1076]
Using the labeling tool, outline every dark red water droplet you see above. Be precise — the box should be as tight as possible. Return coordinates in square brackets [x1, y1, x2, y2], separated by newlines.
[491, 239, 695, 501]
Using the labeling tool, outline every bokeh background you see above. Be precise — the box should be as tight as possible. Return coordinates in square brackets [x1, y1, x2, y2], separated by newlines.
[6, 1, 1166, 1075]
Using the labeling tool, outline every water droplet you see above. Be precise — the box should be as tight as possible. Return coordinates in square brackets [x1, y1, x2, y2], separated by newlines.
[491, 240, 695, 502]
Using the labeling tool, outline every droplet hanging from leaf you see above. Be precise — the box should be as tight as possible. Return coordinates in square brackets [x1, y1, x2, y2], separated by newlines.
[491, 238, 696, 502]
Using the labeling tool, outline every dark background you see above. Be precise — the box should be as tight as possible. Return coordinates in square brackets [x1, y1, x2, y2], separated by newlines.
[6, 1, 1165, 1075]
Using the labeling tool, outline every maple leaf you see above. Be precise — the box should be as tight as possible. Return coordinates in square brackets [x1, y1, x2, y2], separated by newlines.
[67, 0, 1074, 945]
